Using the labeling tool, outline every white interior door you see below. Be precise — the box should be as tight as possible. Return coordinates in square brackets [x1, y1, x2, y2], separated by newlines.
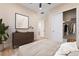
[38, 19, 45, 38]
[51, 13, 63, 43]
[40, 19, 44, 37]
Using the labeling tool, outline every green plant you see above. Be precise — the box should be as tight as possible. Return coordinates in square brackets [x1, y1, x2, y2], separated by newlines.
[0, 19, 9, 44]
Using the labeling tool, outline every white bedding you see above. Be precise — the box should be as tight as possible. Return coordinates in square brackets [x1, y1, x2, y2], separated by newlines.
[55, 42, 79, 56]
[18, 39, 60, 56]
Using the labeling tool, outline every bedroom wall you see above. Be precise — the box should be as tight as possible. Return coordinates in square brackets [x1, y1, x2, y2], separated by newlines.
[44, 4, 79, 44]
[0, 3, 39, 48]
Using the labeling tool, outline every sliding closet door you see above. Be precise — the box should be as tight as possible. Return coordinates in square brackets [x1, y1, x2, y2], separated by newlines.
[51, 13, 63, 43]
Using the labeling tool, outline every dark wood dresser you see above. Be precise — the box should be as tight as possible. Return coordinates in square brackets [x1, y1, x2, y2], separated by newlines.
[12, 32, 34, 48]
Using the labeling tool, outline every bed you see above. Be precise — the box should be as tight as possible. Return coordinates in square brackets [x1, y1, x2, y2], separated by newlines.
[0, 39, 78, 56]
[18, 39, 60, 56]
[55, 42, 79, 56]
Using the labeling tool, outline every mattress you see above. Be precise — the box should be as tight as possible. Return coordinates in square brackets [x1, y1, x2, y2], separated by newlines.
[18, 39, 60, 56]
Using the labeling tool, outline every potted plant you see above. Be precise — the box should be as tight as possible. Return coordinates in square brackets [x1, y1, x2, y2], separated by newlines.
[0, 18, 9, 45]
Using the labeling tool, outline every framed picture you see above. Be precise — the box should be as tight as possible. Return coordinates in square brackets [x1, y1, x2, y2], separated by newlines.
[15, 13, 29, 29]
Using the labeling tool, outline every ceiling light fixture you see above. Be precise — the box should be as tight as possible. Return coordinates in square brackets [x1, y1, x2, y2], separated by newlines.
[39, 3, 42, 10]
[48, 3, 51, 5]
[41, 12, 44, 14]
[39, 3, 51, 10]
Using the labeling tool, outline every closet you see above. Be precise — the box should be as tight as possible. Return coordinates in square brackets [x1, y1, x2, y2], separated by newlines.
[63, 8, 76, 42]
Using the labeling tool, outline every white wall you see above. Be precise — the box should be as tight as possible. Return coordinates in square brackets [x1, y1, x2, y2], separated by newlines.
[45, 4, 79, 45]
[0, 3, 39, 47]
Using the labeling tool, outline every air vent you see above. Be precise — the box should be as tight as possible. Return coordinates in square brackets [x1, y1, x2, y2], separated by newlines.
[41, 12, 44, 14]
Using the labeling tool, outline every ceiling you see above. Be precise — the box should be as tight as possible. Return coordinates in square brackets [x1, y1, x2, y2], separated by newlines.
[21, 3, 61, 15]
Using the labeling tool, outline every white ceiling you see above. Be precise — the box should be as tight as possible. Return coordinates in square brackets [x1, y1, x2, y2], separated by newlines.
[21, 3, 60, 15]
